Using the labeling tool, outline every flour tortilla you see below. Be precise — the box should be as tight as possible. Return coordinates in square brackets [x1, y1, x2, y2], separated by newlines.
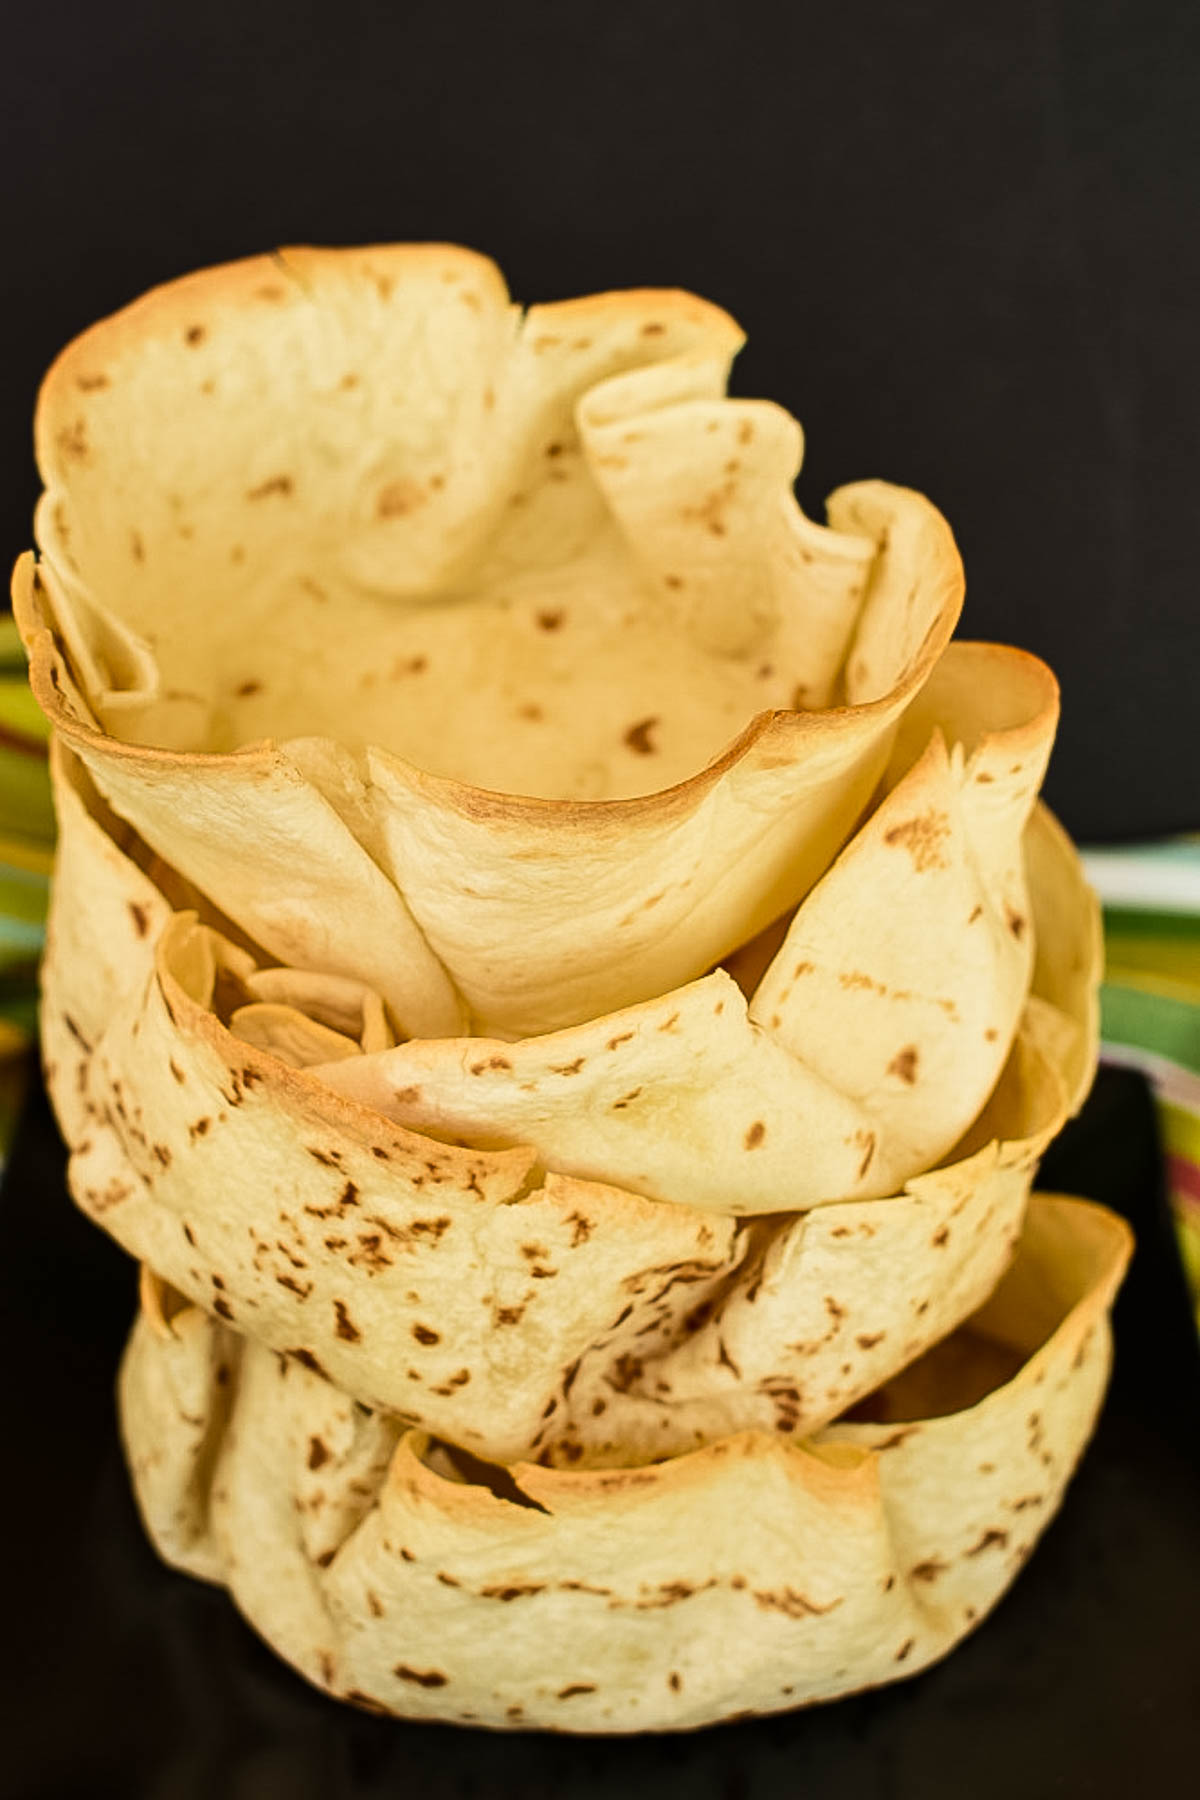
[15, 246, 962, 1034]
[315, 642, 1058, 1212]
[43, 735, 1096, 1464]
[119, 1193, 1131, 1731]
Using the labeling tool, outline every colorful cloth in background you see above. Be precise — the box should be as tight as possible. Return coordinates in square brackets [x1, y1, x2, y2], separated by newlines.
[0, 622, 1195, 1331]
[1083, 839, 1200, 1331]
[0, 617, 54, 1143]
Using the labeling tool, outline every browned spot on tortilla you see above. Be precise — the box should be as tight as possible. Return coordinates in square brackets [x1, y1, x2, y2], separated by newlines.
[188, 1117, 212, 1142]
[967, 1527, 1009, 1555]
[182, 1223, 196, 1246]
[276, 1273, 313, 1299]
[883, 809, 952, 872]
[76, 371, 109, 391]
[888, 1045, 919, 1084]
[738, 419, 754, 445]
[550, 1057, 584, 1076]
[308, 1147, 341, 1168]
[494, 1304, 526, 1327]
[658, 1011, 681, 1032]
[910, 1558, 948, 1583]
[969, 904, 984, 923]
[611, 1086, 642, 1111]
[289, 1348, 329, 1379]
[984, 1027, 999, 1042]
[856, 1131, 877, 1179]
[607, 1031, 634, 1050]
[640, 321, 666, 337]
[394, 1666, 448, 1688]
[212, 1297, 234, 1322]
[130, 530, 145, 563]
[607, 1353, 644, 1394]
[895, 1638, 916, 1662]
[744, 1120, 766, 1149]
[931, 1225, 950, 1247]
[664, 573, 684, 589]
[246, 474, 293, 500]
[1005, 905, 1027, 940]
[856, 1330, 885, 1349]
[412, 1323, 440, 1345]
[558, 1684, 596, 1699]
[716, 1336, 741, 1379]
[469, 1054, 512, 1074]
[366, 1590, 384, 1617]
[825, 1295, 846, 1323]
[376, 479, 424, 519]
[235, 678, 262, 697]
[480, 1582, 545, 1601]
[975, 770, 995, 783]
[536, 609, 564, 631]
[752, 1586, 841, 1619]
[624, 716, 659, 755]
[308, 1436, 330, 1471]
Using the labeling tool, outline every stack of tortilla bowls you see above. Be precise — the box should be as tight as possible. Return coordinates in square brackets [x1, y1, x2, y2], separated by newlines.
[14, 247, 1130, 1733]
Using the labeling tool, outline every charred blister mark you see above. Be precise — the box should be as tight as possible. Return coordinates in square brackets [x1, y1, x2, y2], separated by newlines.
[751, 1586, 841, 1619]
[744, 1120, 766, 1150]
[288, 1347, 330, 1379]
[894, 1638, 916, 1663]
[882, 810, 951, 872]
[412, 1323, 440, 1345]
[967, 1528, 1008, 1556]
[931, 1225, 950, 1248]
[624, 717, 659, 755]
[246, 474, 294, 500]
[276, 1273, 313, 1300]
[557, 1684, 596, 1699]
[888, 1045, 919, 1084]
[856, 1330, 885, 1350]
[909, 1559, 947, 1583]
[394, 1666, 448, 1688]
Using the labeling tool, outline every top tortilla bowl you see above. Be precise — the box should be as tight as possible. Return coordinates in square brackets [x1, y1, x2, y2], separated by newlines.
[15, 245, 963, 1036]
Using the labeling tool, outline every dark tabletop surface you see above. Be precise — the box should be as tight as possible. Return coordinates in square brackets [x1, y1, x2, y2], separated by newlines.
[1, 1063, 1198, 1800]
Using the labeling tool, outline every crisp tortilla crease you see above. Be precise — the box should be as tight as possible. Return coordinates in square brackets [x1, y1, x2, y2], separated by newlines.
[315, 642, 1058, 1211]
[119, 1194, 1131, 1732]
[15, 246, 963, 1035]
[43, 738, 1097, 1464]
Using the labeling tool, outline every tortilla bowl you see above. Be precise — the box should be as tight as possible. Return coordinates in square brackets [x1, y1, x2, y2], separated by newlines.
[42, 732, 1098, 1464]
[14, 246, 964, 1037]
[118, 1193, 1131, 1732]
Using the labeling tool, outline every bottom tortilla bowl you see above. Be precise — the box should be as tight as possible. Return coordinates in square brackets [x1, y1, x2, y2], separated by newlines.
[119, 1192, 1130, 1734]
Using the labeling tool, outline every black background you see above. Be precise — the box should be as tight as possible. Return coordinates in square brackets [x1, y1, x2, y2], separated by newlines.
[1, 0, 1197, 838]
